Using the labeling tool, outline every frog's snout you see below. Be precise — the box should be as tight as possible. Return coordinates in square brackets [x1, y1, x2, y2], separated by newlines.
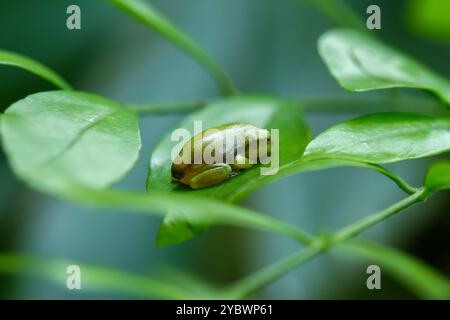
[171, 165, 184, 180]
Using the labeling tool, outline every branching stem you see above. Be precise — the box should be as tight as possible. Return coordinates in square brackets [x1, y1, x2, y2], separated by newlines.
[225, 188, 426, 298]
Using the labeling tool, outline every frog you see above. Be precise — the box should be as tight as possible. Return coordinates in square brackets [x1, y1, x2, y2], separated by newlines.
[171, 123, 271, 189]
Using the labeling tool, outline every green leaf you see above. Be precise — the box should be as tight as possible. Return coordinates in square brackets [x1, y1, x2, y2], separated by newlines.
[0, 253, 198, 299]
[304, 113, 450, 164]
[424, 160, 450, 197]
[147, 96, 311, 245]
[0, 91, 141, 195]
[0, 49, 71, 90]
[108, 0, 235, 96]
[337, 240, 450, 299]
[407, 0, 450, 43]
[318, 29, 450, 105]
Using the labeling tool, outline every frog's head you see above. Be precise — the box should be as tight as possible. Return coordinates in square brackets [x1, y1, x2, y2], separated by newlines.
[243, 125, 271, 160]
[256, 127, 271, 157]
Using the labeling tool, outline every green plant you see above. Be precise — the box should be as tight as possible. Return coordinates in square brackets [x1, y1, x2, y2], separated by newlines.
[0, 0, 449, 299]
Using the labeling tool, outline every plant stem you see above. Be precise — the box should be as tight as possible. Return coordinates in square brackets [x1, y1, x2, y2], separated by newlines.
[125, 95, 446, 116]
[126, 100, 205, 115]
[66, 188, 314, 246]
[299, 95, 446, 115]
[108, 0, 236, 96]
[223, 241, 323, 299]
[336, 240, 450, 299]
[225, 188, 426, 298]
[298, 0, 365, 31]
[332, 188, 426, 242]
[0, 253, 192, 299]
[0, 49, 72, 90]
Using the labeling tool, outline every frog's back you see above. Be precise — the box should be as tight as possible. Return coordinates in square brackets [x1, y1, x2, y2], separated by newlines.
[171, 123, 258, 182]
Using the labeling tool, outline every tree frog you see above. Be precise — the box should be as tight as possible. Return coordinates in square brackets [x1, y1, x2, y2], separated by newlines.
[171, 123, 271, 189]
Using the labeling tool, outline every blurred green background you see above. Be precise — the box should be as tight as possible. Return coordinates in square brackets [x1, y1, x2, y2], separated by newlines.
[0, 0, 449, 299]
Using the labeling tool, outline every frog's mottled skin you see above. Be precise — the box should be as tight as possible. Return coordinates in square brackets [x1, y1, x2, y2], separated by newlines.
[171, 123, 271, 189]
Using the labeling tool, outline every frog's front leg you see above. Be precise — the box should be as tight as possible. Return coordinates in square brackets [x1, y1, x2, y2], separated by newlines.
[189, 164, 232, 189]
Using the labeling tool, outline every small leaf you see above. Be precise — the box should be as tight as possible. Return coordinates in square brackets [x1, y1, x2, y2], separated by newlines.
[0, 91, 141, 195]
[304, 113, 450, 163]
[155, 209, 206, 246]
[0, 49, 71, 90]
[337, 240, 450, 299]
[147, 96, 311, 245]
[318, 29, 450, 105]
[424, 160, 450, 197]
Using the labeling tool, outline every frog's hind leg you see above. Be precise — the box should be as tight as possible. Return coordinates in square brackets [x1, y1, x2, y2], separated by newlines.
[189, 164, 232, 189]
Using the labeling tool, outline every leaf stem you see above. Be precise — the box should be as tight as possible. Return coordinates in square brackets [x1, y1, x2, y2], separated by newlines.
[365, 163, 418, 195]
[225, 188, 426, 298]
[287, 159, 418, 196]
[108, 0, 236, 96]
